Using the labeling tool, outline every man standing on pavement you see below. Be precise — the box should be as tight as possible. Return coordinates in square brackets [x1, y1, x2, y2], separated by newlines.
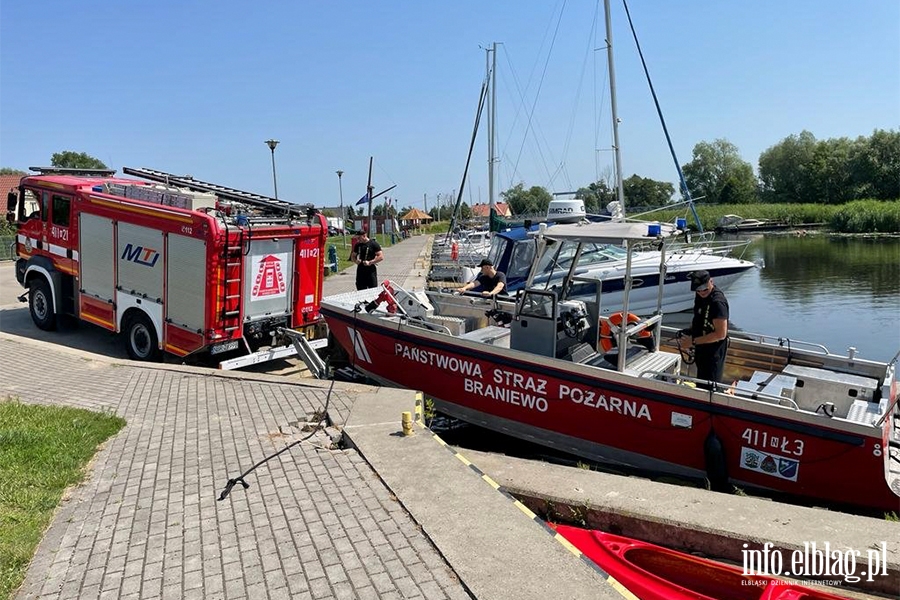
[681, 270, 729, 387]
[350, 229, 384, 290]
[456, 259, 507, 297]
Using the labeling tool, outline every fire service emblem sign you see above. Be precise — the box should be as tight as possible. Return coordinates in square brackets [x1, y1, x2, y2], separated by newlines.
[251, 253, 288, 300]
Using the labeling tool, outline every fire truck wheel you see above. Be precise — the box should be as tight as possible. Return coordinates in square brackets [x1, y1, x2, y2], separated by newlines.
[124, 313, 162, 361]
[29, 278, 57, 331]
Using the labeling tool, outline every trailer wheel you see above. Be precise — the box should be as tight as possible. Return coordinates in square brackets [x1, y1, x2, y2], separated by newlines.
[124, 313, 161, 361]
[29, 278, 57, 331]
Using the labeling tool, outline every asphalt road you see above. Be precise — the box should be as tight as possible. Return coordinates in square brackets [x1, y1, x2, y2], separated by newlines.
[0, 261, 22, 307]
[1, 261, 135, 361]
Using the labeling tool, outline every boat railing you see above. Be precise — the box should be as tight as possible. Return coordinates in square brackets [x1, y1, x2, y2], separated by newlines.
[644, 371, 801, 410]
[623, 313, 662, 337]
[731, 332, 831, 355]
[631, 233, 752, 260]
[666, 237, 753, 260]
[402, 315, 454, 335]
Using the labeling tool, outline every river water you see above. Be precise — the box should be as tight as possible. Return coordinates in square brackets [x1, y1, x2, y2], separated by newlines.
[715, 234, 900, 363]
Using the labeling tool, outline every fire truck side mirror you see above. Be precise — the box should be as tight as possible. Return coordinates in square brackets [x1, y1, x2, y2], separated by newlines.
[6, 191, 17, 222]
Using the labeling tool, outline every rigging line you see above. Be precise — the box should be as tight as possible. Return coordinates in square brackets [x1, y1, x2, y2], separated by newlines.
[497, 48, 554, 192]
[558, 1, 602, 193]
[546, 162, 568, 192]
[497, 0, 564, 179]
[373, 157, 399, 197]
[621, 0, 703, 232]
[592, 5, 611, 183]
[447, 75, 491, 243]
[511, 0, 568, 188]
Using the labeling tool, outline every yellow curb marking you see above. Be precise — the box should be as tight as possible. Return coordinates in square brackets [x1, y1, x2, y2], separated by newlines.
[418, 394, 635, 599]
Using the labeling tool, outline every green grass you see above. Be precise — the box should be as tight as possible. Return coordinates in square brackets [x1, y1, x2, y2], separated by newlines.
[0, 399, 125, 600]
[639, 200, 900, 234]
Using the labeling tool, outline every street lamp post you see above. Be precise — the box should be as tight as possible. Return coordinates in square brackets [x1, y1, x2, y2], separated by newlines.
[265, 139, 279, 200]
[336, 170, 347, 248]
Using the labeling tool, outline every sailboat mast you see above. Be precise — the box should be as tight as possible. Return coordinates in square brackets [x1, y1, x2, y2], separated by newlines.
[487, 42, 498, 214]
[366, 156, 374, 236]
[604, 0, 625, 215]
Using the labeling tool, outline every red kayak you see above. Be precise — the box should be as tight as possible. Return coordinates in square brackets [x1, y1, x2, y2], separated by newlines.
[553, 525, 851, 600]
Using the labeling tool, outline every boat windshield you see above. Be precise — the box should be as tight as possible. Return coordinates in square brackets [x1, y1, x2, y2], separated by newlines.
[533, 241, 627, 278]
[503, 239, 537, 280]
[464, 231, 490, 245]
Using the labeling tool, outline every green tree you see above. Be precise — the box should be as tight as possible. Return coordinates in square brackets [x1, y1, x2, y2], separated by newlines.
[500, 183, 553, 215]
[429, 205, 454, 221]
[850, 129, 900, 200]
[373, 203, 396, 218]
[812, 136, 855, 204]
[575, 179, 616, 213]
[0, 167, 26, 176]
[622, 175, 675, 209]
[682, 139, 758, 204]
[758, 131, 818, 203]
[50, 151, 108, 170]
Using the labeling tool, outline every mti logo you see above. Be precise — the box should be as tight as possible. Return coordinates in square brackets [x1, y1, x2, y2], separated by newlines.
[121, 243, 160, 267]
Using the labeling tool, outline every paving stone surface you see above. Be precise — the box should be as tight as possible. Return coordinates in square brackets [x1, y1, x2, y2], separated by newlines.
[1, 331, 470, 600]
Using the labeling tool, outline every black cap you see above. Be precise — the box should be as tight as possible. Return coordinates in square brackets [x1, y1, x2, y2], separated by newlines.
[478, 259, 493, 267]
[690, 270, 711, 291]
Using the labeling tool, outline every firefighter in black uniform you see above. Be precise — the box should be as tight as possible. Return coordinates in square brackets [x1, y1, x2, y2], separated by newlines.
[681, 270, 729, 388]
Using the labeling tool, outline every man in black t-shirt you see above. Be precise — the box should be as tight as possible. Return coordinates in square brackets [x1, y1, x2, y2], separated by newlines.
[350, 230, 384, 290]
[683, 270, 729, 387]
[456, 259, 507, 297]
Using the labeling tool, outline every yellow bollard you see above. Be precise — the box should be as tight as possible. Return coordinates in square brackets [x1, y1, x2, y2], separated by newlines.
[401, 411, 414, 436]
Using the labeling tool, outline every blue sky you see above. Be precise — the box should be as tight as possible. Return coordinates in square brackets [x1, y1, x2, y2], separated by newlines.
[2, 1, 898, 213]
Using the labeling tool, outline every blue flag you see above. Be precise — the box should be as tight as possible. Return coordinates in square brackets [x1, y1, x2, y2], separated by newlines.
[356, 193, 370, 206]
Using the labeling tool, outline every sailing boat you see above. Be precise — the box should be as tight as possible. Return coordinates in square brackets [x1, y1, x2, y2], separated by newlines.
[429, 43, 500, 285]
[319, 1, 900, 513]
[465, 16, 756, 315]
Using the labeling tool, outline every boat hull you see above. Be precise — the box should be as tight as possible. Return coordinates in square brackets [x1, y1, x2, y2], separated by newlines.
[321, 300, 898, 513]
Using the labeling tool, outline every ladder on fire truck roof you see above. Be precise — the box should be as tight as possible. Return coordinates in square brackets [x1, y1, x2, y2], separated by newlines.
[29, 166, 117, 177]
[122, 167, 312, 218]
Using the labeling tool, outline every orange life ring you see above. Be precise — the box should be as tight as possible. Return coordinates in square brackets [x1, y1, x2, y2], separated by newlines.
[599, 312, 652, 352]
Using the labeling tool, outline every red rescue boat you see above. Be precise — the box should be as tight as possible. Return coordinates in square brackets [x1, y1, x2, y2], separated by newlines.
[320, 221, 900, 513]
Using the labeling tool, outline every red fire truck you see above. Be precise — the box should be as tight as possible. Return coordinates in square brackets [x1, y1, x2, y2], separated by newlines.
[7, 166, 329, 370]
